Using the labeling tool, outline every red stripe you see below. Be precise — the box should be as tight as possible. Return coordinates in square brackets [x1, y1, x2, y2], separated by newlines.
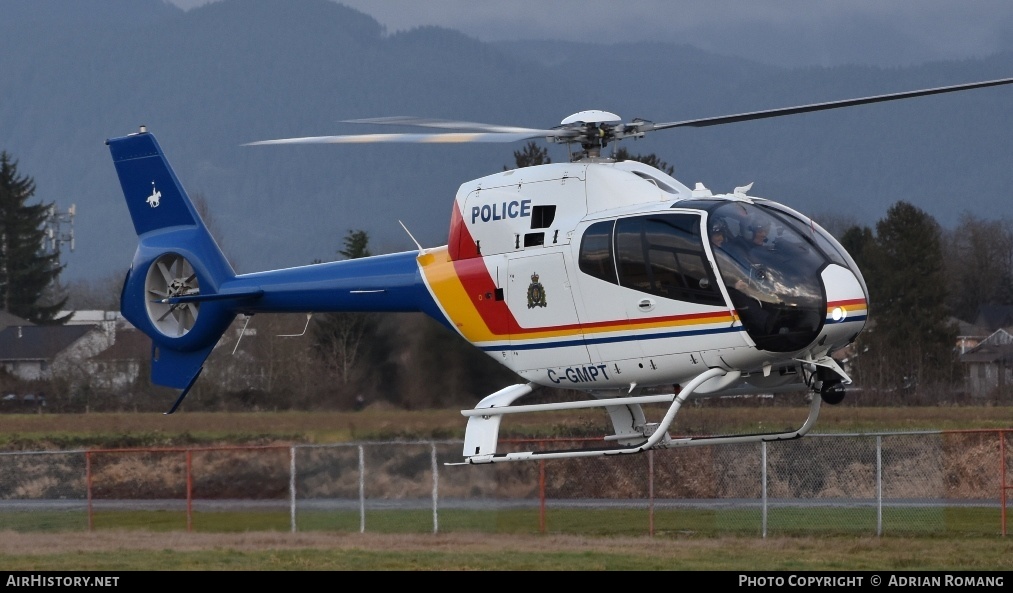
[827, 298, 867, 308]
[447, 201, 480, 261]
[579, 310, 733, 331]
[452, 257, 519, 335]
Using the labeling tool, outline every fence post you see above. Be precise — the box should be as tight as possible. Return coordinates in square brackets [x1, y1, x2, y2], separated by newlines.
[876, 435, 883, 537]
[85, 450, 93, 532]
[539, 458, 546, 534]
[431, 443, 439, 534]
[761, 441, 767, 539]
[185, 450, 193, 533]
[648, 449, 655, 537]
[358, 445, 365, 533]
[1001, 430, 1007, 537]
[289, 446, 297, 533]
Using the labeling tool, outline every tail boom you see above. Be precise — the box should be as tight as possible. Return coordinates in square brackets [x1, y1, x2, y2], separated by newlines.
[109, 128, 442, 405]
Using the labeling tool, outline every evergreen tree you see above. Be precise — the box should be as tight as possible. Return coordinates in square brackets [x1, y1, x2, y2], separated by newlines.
[839, 224, 881, 387]
[839, 225, 875, 265]
[338, 229, 370, 260]
[506, 141, 551, 170]
[0, 151, 68, 323]
[858, 202, 957, 391]
[612, 147, 675, 175]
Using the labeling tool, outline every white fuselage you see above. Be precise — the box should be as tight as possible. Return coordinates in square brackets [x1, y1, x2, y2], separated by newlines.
[417, 158, 868, 395]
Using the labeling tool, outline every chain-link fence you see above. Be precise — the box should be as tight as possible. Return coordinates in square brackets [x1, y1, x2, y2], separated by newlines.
[0, 430, 1009, 537]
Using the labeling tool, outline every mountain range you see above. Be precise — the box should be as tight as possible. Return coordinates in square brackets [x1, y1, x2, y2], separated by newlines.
[3, 0, 1013, 284]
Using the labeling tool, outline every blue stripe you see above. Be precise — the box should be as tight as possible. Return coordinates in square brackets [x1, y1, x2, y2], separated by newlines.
[824, 315, 867, 325]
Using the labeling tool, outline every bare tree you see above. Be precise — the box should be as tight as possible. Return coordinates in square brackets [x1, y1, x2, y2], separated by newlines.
[310, 230, 379, 408]
[943, 212, 1013, 322]
[64, 271, 124, 310]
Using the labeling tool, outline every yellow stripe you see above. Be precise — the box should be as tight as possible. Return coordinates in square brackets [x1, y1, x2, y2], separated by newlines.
[419, 248, 740, 346]
[418, 249, 502, 343]
[827, 303, 868, 315]
[615, 313, 735, 333]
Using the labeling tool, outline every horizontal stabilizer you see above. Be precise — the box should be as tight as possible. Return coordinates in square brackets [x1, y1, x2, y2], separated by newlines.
[159, 287, 265, 305]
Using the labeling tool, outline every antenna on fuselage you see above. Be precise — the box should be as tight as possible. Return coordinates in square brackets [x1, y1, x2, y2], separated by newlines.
[399, 220, 426, 254]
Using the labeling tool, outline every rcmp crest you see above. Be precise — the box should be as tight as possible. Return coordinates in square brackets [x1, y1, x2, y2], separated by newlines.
[527, 272, 547, 308]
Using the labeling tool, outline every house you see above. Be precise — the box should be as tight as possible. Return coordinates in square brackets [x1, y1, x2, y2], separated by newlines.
[0, 309, 157, 403]
[952, 316, 990, 355]
[59, 310, 133, 331]
[0, 311, 32, 332]
[0, 323, 111, 382]
[82, 328, 150, 391]
[959, 328, 1013, 398]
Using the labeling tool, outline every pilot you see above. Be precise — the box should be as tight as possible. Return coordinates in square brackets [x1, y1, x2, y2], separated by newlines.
[708, 220, 728, 247]
[715, 216, 750, 262]
[750, 220, 770, 249]
[728, 218, 772, 268]
[709, 219, 751, 293]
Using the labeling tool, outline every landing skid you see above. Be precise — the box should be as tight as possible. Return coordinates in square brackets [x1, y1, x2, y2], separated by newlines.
[450, 367, 822, 465]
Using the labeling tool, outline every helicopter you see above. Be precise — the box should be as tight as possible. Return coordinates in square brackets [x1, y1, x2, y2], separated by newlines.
[107, 76, 1013, 464]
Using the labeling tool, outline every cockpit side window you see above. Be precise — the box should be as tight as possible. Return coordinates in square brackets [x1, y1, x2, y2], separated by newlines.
[758, 202, 846, 267]
[613, 213, 724, 306]
[757, 201, 869, 300]
[708, 201, 827, 351]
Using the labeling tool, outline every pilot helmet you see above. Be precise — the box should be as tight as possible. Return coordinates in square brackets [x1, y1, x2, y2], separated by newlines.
[748, 219, 772, 246]
[750, 219, 770, 233]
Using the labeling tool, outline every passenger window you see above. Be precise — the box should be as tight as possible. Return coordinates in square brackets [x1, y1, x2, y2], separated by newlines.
[614, 214, 723, 306]
[578, 221, 617, 284]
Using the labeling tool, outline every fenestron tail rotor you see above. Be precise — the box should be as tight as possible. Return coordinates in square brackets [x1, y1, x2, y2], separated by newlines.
[145, 253, 200, 338]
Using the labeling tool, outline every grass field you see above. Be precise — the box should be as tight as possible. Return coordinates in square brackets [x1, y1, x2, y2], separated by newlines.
[2, 505, 1003, 537]
[0, 530, 1011, 571]
[0, 404, 1010, 571]
[0, 403, 1010, 446]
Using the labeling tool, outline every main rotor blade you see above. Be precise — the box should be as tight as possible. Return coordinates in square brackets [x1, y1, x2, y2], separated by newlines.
[644, 76, 1013, 131]
[244, 130, 566, 146]
[341, 116, 555, 135]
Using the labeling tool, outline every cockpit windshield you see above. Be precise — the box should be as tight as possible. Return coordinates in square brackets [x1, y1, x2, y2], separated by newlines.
[707, 202, 827, 352]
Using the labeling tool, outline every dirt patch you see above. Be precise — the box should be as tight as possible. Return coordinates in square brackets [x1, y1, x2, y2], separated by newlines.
[0, 530, 717, 556]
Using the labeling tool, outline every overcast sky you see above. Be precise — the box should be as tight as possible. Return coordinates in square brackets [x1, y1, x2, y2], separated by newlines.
[167, 0, 1013, 67]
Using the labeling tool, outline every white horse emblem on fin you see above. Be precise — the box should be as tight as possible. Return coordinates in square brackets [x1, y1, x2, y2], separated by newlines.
[146, 182, 161, 208]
